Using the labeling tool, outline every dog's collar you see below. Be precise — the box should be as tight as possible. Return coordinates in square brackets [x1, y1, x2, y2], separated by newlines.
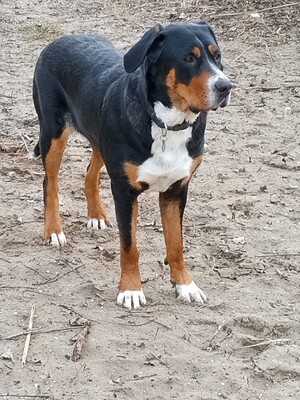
[146, 103, 193, 131]
[138, 77, 194, 132]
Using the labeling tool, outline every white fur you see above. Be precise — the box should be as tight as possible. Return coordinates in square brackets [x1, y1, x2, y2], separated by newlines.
[87, 218, 107, 230]
[28, 151, 40, 160]
[176, 281, 207, 303]
[117, 290, 147, 310]
[153, 102, 200, 125]
[208, 64, 231, 108]
[50, 232, 66, 247]
[137, 103, 199, 193]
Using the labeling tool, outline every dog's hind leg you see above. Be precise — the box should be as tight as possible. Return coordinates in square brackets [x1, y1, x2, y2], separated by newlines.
[33, 73, 72, 246]
[41, 125, 70, 246]
[85, 147, 110, 229]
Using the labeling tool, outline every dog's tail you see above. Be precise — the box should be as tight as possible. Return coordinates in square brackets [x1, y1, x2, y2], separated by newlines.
[32, 77, 42, 158]
[33, 141, 40, 157]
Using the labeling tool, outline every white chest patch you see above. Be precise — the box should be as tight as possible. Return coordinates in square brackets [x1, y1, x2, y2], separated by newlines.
[138, 103, 199, 193]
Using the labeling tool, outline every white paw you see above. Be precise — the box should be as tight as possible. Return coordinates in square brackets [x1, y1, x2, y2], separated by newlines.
[87, 218, 107, 230]
[175, 281, 207, 304]
[28, 152, 41, 161]
[117, 290, 147, 310]
[49, 232, 67, 247]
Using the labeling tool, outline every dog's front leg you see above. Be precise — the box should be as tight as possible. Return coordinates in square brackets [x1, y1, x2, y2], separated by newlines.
[159, 185, 207, 304]
[111, 181, 146, 310]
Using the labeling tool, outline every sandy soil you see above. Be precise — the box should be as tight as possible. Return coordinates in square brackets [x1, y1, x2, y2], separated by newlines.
[1, 1, 300, 399]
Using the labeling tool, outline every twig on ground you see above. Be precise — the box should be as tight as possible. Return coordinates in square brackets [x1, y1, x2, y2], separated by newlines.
[0, 93, 16, 99]
[1, 326, 82, 340]
[22, 305, 35, 366]
[70, 363, 86, 383]
[0, 395, 53, 399]
[25, 266, 48, 281]
[148, 352, 169, 368]
[232, 44, 255, 62]
[0, 256, 11, 263]
[0, 285, 42, 291]
[203, 321, 230, 350]
[71, 321, 91, 362]
[275, 269, 289, 280]
[152, 319, 172, 330]
[58, 304, 84, 318]
[241, 338, 291, 349]
[251, 1, 300, 13]
[210, 1, 300, 19]
[138, 205, 157, 217]
[256, 252, 300, 257]
[127, 320, 152, 327]
[18, 132, 30, 153]
[34, 262, 84, 286]
[127, 373, 158, 382]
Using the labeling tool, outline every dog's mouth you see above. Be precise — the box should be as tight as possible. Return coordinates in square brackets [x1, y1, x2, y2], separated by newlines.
[189, 90, 231, 113]
[220, 92, 231, 108]
[209, 75, 232, 111]
[211, 92, 231, 111]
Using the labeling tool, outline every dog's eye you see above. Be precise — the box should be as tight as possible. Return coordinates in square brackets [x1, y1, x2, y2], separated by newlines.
[214, 53, 221, 62]
[183, 55, 194, 63]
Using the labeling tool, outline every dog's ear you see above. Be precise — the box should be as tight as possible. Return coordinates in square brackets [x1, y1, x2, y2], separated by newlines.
[124, 24, 165, 73]
[193, 21, 218, 44]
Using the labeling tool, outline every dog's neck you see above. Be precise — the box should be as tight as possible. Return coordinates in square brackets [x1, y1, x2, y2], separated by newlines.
[138, 75, 199, 132]
[153, 102, 200, 128]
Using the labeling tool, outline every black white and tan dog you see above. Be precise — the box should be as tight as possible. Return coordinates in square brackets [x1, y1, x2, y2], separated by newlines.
[32, 22, 232, 309]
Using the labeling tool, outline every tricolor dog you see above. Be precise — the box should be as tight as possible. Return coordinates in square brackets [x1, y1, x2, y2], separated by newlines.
[33, 22, 232, 309]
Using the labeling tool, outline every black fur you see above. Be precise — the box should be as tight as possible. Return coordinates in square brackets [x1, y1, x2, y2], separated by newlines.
[33, 23, 231, 306]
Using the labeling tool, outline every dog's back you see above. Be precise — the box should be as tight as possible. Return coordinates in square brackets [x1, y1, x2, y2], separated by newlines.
[33, 34, 124, 150]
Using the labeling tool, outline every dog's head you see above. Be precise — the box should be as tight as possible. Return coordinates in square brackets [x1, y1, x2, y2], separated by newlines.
[124, 23, 232, 112]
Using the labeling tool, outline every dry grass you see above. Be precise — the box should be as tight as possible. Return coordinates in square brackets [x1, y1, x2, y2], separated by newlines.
[20, 23, 61, 41]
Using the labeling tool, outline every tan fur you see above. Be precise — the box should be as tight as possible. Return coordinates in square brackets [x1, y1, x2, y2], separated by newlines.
[166, 68, 212, 111]
[208, 44, 218, 56]
[44, 127, 70, 240]
[85, 148, 109, 222]
[124, 161, 148, 191]
[181, 155, 203, 186]
[159, 195, 192, 285]
[192, 46, 201, 58]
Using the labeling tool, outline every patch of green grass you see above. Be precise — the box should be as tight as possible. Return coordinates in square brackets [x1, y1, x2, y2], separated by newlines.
[20, 23, 62, 41]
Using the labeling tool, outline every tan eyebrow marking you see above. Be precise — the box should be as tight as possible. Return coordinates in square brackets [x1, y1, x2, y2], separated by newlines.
[192, 46, 201, 58]
[208, 44, 218, 56]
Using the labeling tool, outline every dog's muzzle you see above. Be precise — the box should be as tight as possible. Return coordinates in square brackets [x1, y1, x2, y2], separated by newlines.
[211, 75, 232, 110]
[215, 76, 232, 106]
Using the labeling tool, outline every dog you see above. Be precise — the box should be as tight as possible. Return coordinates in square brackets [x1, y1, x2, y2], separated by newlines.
[32, 22, 232, 309]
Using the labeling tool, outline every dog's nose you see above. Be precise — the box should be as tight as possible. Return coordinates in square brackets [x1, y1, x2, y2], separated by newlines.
[215, 77, 232, 95]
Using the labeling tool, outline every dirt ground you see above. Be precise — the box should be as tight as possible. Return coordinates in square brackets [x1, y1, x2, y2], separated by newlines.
[1, 1, 300, 399]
